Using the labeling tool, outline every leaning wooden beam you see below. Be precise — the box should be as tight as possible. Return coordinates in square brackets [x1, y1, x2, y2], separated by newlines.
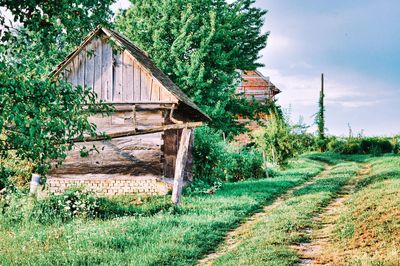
[72, 122, 202, 142]
[172, 127, 192, 206]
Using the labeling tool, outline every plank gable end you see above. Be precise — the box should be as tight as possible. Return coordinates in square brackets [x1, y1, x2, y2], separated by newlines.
[59, 32, 180, 105]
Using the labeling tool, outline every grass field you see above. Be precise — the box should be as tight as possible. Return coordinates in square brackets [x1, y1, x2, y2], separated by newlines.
[212, 154, 363, 265]
[0, 157, 323, 265]
[1, 153, 399, 266]
[319, 155, 400, 265]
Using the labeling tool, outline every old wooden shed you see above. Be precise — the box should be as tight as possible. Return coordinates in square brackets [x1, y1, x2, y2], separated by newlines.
[47, 27, 209, 198]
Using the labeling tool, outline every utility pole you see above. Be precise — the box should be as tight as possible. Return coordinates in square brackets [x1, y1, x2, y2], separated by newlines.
[316, 73, 326, 151]
[320, 73, 325, 139]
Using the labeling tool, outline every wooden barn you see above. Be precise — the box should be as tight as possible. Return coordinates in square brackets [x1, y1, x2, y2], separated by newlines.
[46, 27, 210, 200]
[234, 70, 281, 144]
[236, 70, 281, 102]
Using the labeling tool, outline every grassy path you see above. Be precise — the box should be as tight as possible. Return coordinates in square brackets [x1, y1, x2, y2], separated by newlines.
[205, 157, 363, 265]
[0, 157, 324, 265]
[294, 163, 372, 265]
[312, 155, 400, 265]
[197, 165, 334, 266]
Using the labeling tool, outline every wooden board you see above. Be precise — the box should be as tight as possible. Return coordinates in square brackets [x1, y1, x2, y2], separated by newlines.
[133, 61, 141, 101]
[62, 37, 179, 104]
[122, 52, 134, 101]
[49, 133, 163, 177]
[113, 52, 123, 101]
[89, 110, 165, 132]
[93, 39, 103, 98]
[140, 70, 150, 101]
[84, 43, 95, 90]
[101, 40, 113, 101]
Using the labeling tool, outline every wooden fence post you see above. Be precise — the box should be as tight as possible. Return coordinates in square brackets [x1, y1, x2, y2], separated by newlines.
[172, 127, 191, 206]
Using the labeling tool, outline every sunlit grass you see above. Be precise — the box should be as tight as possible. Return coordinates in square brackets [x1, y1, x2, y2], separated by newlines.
[0, 157, 324, 265]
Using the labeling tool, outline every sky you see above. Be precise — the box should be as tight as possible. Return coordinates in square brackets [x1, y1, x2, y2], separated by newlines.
[254, 0, 400, 136]
[111, 0, 400, 136]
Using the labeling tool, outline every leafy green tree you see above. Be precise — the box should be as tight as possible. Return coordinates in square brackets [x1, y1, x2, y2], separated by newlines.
[0, 0, 114, 175]
[115, 0, 269, 133]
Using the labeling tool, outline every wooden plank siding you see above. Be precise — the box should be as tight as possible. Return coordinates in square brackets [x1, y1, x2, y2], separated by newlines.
[64, 40, 177, 105]
[50, 133, 164, 177]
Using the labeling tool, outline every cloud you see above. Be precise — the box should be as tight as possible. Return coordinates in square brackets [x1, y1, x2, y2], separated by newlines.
[256, 0, 400, 135]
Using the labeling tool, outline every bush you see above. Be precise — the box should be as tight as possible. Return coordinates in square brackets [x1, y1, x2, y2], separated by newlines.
[0, 188, 172, 227]
[193, 126, 265, 183]
[292, 133, 317, 154]
[0, 166, 14, 190]
[31, 189, 100, 224]
[326, 136, 395, 155]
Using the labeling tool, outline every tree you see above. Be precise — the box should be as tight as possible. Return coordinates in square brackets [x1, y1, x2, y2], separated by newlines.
[252, 108, 295, 167]
[115, 0, 269, 134]
[315, 73, 326, 151]
[0, 0, 115, 176]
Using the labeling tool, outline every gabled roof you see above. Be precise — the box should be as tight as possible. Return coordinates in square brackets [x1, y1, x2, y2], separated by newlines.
[50, 26, 210, 122]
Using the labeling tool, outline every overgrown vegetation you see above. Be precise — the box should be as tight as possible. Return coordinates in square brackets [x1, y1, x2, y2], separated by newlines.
[193, 126, 265, 183]
[0, 157, 324, 265]
[315, 73, 326, 151]
[318, 155, 400, 265]
[213, 154, 364, 265]
[0, 1, 114, 175]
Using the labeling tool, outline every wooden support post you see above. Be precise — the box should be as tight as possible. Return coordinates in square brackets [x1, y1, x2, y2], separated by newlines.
[132, 104, 137, 131]
[172, 127, 192, 206]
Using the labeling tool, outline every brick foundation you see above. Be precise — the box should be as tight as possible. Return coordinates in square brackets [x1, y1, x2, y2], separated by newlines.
[46, 176, 171, 196]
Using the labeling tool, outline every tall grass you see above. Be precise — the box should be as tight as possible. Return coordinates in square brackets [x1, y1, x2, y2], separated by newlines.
[213, 157, 361, 265]
[325, 155, 400, 265]
[0, 157, 324, 265]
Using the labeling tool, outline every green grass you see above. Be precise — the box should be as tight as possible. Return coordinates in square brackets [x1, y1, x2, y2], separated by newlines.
[324, 155, 400, 265]
[0, 157, 324, 265]
[213, 157, 362, 266]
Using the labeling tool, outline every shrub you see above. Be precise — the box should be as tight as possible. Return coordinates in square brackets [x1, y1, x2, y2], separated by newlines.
[193, 126, 265, 183]
[31, 189, 100, 224]
[252, 116, 296, 167]
[0, 166, 14, 190]
[392, 136, 400, 154]
[224, 146, 265, 182]
[0, 188, 172, 227]
[326, 136, 395, 155]
[292, 133, 317, 154]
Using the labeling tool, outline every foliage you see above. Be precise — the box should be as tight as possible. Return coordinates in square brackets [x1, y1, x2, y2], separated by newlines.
[0, 68, 111, 174]
[193, 126, 265, 182]
[326, 136, 396, 155]
[0, 0, 115, 70]
[31, 189, 100, 223]
[0, 189, 99, 226]
[252, 112, 296, 167]
[116, 0, 269, 134]
[0, 1, 114, 176]
[0, 188, 172, 227]
[315, 74, 326, 151]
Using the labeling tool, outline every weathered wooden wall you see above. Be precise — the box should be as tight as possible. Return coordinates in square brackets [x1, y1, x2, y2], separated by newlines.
[49, 133, 163, 177]
[63, 37, 177, 103]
